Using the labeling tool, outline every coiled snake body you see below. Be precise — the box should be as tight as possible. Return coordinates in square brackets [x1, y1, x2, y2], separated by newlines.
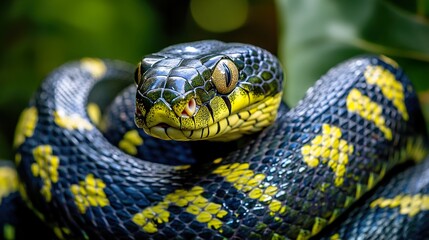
[3, 41, 429, 239]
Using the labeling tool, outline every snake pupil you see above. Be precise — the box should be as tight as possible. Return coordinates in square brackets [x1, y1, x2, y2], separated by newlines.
[223, 62, 232, 87]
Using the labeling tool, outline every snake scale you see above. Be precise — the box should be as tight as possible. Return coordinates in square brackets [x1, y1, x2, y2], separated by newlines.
[1, 40, 429, 239]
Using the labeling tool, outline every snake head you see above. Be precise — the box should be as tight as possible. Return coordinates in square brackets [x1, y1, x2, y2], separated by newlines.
[134, 40, 283, 141]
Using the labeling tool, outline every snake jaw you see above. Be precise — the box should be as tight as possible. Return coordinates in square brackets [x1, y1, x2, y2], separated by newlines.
[136, 92, 283, 141]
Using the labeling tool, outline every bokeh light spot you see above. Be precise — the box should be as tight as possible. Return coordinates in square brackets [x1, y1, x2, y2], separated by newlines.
[190, 0, 248, 33]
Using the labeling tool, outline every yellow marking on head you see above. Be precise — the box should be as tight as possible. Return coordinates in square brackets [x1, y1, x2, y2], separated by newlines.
[364, 65, 408, 120]
[70, 174, 110, 214]
[54, 110, 93, 131]
[370, 194, 429, 217]
[31, 145, 60, 202]
[301, 124, 354, 187]
[228, 87, 251, 113]
[118, 130, 144, 156]
[209, 96, 231, 121]
[81, 58, 106, 79]
[133, 186, 227, 233]
[211, 93, 282, 141]
[13, 107, 38, 148]
[0, 167, 18, 204]
[87, 103, 101, 126]
[347, 88, 392, 140]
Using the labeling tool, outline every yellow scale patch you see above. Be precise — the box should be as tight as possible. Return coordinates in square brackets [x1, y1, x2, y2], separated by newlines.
[370, 194, 429, 217]
[13, 106, 38, 148]
[295, 216, 329, 240]
[53, 59, 105, 131]
[174, 165, 191, 171]
[31, 145, 60, 202]
[3, 224, 15, 240]
[0, 167, 19, 204]
[119, 130, 144, 156]
[329, 233, 341, 240]
[54, 110, 93, 131]
[53, 226, 72, 240]
[212, 163, 286, 216]
[132, 186, 227, 233]
[346, 88, 392, 140]
[81, 58, 107, 79]
[87, 103, 102, 126]
[70, 174, 110, 214]
[301, 124, 354, 187]
[364, 65, 409, 121]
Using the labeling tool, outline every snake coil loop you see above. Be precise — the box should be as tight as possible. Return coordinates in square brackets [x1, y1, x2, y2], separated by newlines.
[6, 41, 429, 239]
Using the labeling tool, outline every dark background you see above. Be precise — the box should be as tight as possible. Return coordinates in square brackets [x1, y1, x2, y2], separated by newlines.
[1, 0, 429, 159]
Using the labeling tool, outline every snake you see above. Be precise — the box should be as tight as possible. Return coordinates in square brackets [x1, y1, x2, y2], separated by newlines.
[2, 40, 429, 239]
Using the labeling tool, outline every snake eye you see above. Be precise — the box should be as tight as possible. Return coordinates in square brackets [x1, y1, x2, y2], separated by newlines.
[134, 62, 142, 86]
[212, 59, 239, 95]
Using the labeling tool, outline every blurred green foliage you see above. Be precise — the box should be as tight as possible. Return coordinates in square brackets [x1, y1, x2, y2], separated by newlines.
[0, 0, 167, 159]
[277, 0, 429, 107]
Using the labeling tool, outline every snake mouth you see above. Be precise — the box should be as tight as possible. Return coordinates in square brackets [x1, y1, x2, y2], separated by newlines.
[145, 120, 230, 141]
[140, 93, 283, 142]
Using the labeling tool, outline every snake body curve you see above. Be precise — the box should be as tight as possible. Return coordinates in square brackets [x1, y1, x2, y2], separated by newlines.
[8, 41, 429, 239]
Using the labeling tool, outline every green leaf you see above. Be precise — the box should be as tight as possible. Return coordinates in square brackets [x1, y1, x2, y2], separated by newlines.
[276, 0, 429, 106]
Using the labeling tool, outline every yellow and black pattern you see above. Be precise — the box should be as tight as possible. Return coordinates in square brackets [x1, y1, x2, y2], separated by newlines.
[301, 124, 354, 187]
[322, 150, 429, 239]
[132, 186, 227, 233]
[370, 194, 429, 217]
[6, 41, 429, 239]
[0, 162, 56, 240]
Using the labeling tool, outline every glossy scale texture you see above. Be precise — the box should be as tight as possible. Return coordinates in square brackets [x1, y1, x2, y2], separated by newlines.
[9, 41, 429, 239]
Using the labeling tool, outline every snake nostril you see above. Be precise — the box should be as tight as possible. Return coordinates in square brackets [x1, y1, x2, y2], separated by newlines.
[181, 98, 196, 118]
